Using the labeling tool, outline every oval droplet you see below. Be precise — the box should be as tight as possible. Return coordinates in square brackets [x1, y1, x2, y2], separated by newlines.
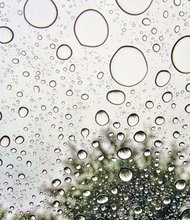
[95, 110, 109, 126]
[106, 90, 126, 105]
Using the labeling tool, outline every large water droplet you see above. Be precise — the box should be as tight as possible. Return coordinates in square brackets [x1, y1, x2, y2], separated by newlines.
[119, 168, 133, 182]
[95, 110, 109, 126]
[110, 46, 148, 87]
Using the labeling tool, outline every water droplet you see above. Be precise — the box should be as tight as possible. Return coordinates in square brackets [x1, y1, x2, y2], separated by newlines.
[52, 179, 61, 187]
[18, 173, 25, 179]
[119, 168, 133, 182]
[185, 104, 190, 113]
[0, 136, 10, 147]
[117, 148, 132, 160]
[77, 150, 87, 160]
[155, 116, 165, 125]
[162, 92, 173, 103]
[116, 0, 153, 15]
[110, 46, 148, 87]
[81, 128, 90, 138]
[175, 179, 186, 190]
[56, 44, 72, 60]
[127, 113, 139, 126]
[171, 35, 190, 73]
[24, 0, 58, 28]
[0, 26, 14, 44]
[155, 70, 171, 87]
[18, 107, 29, 118]
[134, 131, 147, 143]
[74, 214, 86, 220]
[106, 90, 126, 105]
[15, 136, 25, 144]
[96, 194, 109, 204]
[95, 110, 109, 126]
[74, 9, 109, 47]
[181, 209, 190, 220]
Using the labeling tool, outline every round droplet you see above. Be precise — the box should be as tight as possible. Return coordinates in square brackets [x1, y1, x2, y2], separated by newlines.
[97, 195, 109, 204]
[0, 136, 10, 148]
[119, 168, 133, 182]
[116, 0, 153, 15]
[81, 128, 90, 138]
[145, 100, 154, 109]
[155, 70, 171, 87]
[117, 148, 132, 160]
[18, 173, 25, 179]
[162, 92, 173, 103]
[171, 36, 190, 73]
[74, 9, 109, 47]
[127, 113, 139, 127]
[185, 104, 190, 113]
[181, 209, 190, 220]
[18, 107, 29, 118]
[185, 83, 190, 92]
[95, 110, 109, 126]
[0, 26, 14, 44]
[134, 131, 147, 143]
[24, 0, 58, 28]
[77, 150, 87, 160]
[52, 179, 61, 187]
[56, 44, 72, 60]
[110, 46, 148, 87]
[175, 179, 186, 190]
[106, 90, 126, 105]
[0, 159, 3, 166]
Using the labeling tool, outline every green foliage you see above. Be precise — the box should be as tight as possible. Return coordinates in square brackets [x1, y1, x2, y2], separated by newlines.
[49, 130, 190, 220]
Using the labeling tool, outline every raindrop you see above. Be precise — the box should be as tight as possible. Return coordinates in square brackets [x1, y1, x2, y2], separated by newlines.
[110, 46, 148, 87]
[154, 140, 163, 148]
[95, 110, 109, 126]
[23, 0, 58, 28]
[97, 71, 104, 79]
[185, 83, 190, 92]
[74, 214, 86, 220]
[18, 107, 29, 118]
[162, 92, 173, 103]
[185, 104, 190, 113]
[0, 136, 10, 148]
[119, 168, 133, 182]
[142, 17, 151, 26]
[116, 0, 153, 15]
[81, 128, 90, 138]
[82, 190, 91, 197]
[18, 173, 25, 179]
[155, 70, 171, 87]
[145, 100, 154, 109]
[74, 9, 109, 47]
[96, 194, 109, 204]
[134, 131, 147, 143]
[77, 150, 87, 160]
[0, 26, 14, 44]
[127, 113, 139, 126]
[56, 44, 72, 60]
[117, 147, 132, 160]
[15, 136, 25, 144]
[155, 116, 165, 125]
[52, 179, 61, 187]
[0, 159, 3, 166]
[106, 90, 126, 105]
[181, 209, 190, 220]
[175, 179, 186, 190]
[171, 36, 190, 73]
